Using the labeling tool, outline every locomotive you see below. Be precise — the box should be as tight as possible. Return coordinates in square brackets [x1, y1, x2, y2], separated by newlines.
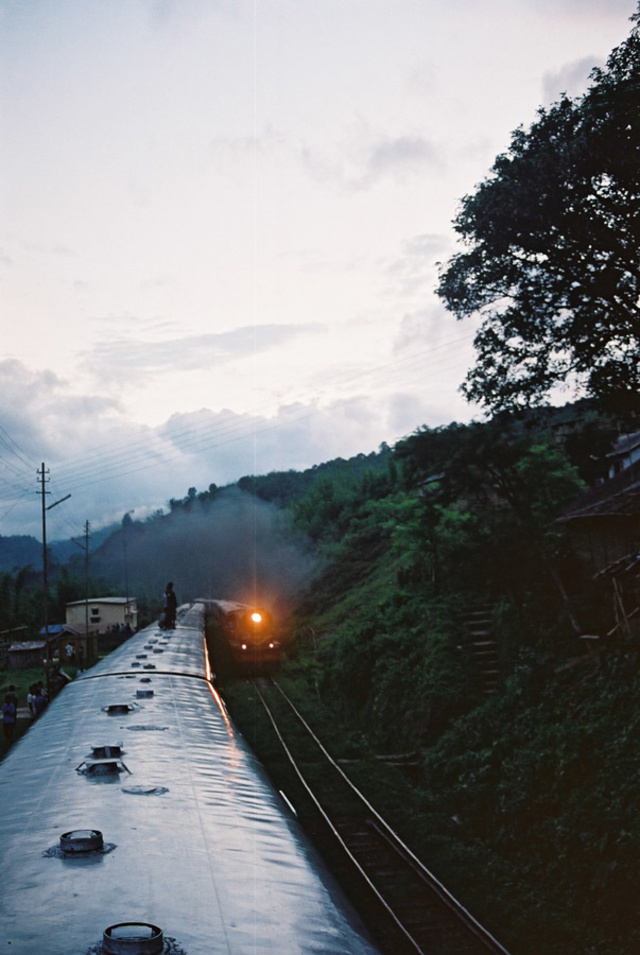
[0, 602, 378, 955]
[204, 599, 282, 675]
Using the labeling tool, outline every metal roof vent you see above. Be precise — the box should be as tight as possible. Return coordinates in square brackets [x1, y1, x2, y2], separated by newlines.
[139, 677, 152, 683]
[152, 648, 164, 654]
[121, 784, 168, 796]
[92, 744, 122, 758]
[102, 922, 164, 955]
[59, 829, 104, 854]
[143, 663, 156, 669]
[136, 689, 154, 699]
[104, 703, 136, 715]
[130, 661, 141, 668]
[135, 653, 148, 659]
[77, 757, 130, 776]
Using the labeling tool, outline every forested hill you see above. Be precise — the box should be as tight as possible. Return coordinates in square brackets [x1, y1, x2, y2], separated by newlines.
[0, 535, 42, 573]
[236, 401, 638, 955]
[2, 396, 640, 952]
[0, 526, 117, 574]
[234, 446, 393, 506]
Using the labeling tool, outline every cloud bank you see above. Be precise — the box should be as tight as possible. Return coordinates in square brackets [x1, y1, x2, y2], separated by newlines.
[0, 358, 461, 541]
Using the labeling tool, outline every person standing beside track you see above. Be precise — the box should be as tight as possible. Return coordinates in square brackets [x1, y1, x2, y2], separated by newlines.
[32, 686, 47, 718]
[2, 693, 17, 740]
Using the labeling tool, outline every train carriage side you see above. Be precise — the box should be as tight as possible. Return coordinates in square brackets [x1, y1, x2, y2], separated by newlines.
[0, 603, 378, 955]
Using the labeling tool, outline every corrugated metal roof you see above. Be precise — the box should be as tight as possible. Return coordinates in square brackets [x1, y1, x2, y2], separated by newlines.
[561, 461, 640, 521]
[38, 625, 81, 637]
[607, 429, 640, 459]
[66, 597, 136, 607]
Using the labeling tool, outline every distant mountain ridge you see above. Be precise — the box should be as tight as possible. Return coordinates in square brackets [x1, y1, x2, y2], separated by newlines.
[0, 535, 42, 572]
[0, 526, 118, 574]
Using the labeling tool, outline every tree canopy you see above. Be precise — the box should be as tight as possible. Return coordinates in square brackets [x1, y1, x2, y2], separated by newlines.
[437, 8, 640, 416]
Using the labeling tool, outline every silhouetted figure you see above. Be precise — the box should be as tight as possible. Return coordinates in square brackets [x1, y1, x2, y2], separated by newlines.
[32, 688, 47, 719]
[2, 693, 17, 740]
[162, 581, 177, 630]
[6, 685, 18, 712]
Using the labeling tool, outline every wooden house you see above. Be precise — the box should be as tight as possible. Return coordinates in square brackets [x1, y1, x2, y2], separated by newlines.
[560, 460, 640, 578]
[560, 460, 640, 643]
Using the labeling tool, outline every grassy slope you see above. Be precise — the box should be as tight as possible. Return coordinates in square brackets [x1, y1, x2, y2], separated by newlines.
[272, 510, 640, 955]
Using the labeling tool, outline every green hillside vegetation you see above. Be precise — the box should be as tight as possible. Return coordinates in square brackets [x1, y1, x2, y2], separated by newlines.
[3, 10, 640, 949]
[251, 407, 640, 955]
[0, 452, 392, 636]
[0, 565, 102, 641]
[236, 447, 393, 506]
[1, 402, 638, 952]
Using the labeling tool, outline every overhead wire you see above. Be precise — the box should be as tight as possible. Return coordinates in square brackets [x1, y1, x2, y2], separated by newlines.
[0, 323, 476, 532]
[50, 327, 476, 491]
[0, 422, 36, 471]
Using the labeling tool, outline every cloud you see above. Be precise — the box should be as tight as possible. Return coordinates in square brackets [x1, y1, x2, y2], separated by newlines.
[385, 232, 451, 298]
[367, 136, 440, 179]
[394, 309, 439, 353]
[527, 0, 633, 12]
[0, 355, 466, 539]
[301, 126, 442, 192]
[0, 360, 122, 460]
[208, 126, 287, 176]
[542, 56, 605, 103]
[81, 323, 326, 380]
[393, 302, 474, 357]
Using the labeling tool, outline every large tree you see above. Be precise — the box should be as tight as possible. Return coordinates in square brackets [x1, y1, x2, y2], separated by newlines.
[438, 8, 640, 416]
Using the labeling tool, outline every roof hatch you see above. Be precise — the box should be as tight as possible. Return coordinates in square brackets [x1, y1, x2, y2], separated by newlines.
[59, 829, 104, 854]
[102, 922, 164, 955]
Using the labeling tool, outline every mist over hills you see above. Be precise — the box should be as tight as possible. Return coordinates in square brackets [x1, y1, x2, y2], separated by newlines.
[0, 449, 390, 613]
[0, 525, 119, 574]
[83, 486, 318, 613]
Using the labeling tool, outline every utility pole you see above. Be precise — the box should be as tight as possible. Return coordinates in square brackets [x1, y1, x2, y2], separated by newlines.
[122, 511, 133, 628]
[84, 520, 90, 639]
[38, 463, 50, 645]
[72, 520, 91, 648]
[37, 463, 71, 695]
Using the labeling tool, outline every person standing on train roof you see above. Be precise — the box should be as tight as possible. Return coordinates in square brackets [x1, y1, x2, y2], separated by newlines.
[163, 581, 177, 630]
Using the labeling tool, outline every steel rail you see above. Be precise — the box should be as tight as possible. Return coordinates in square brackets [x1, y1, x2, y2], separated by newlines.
[271, 679, 513, 955]
[251, 681, 424, 954]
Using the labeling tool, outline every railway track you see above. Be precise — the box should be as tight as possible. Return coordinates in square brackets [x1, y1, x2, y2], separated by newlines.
[252, 679, 513, 955]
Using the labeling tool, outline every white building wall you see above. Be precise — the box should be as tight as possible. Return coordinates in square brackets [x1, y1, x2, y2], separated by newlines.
[66, 599, 138, 633]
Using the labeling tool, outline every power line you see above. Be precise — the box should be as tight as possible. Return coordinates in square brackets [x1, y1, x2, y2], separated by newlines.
[0, 326, 477, 526]
[50, 329, 475, 488]
[0, 423, 35, 471]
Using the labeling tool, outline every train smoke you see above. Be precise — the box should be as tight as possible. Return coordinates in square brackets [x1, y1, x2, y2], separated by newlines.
[91, 487, 317, 617]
